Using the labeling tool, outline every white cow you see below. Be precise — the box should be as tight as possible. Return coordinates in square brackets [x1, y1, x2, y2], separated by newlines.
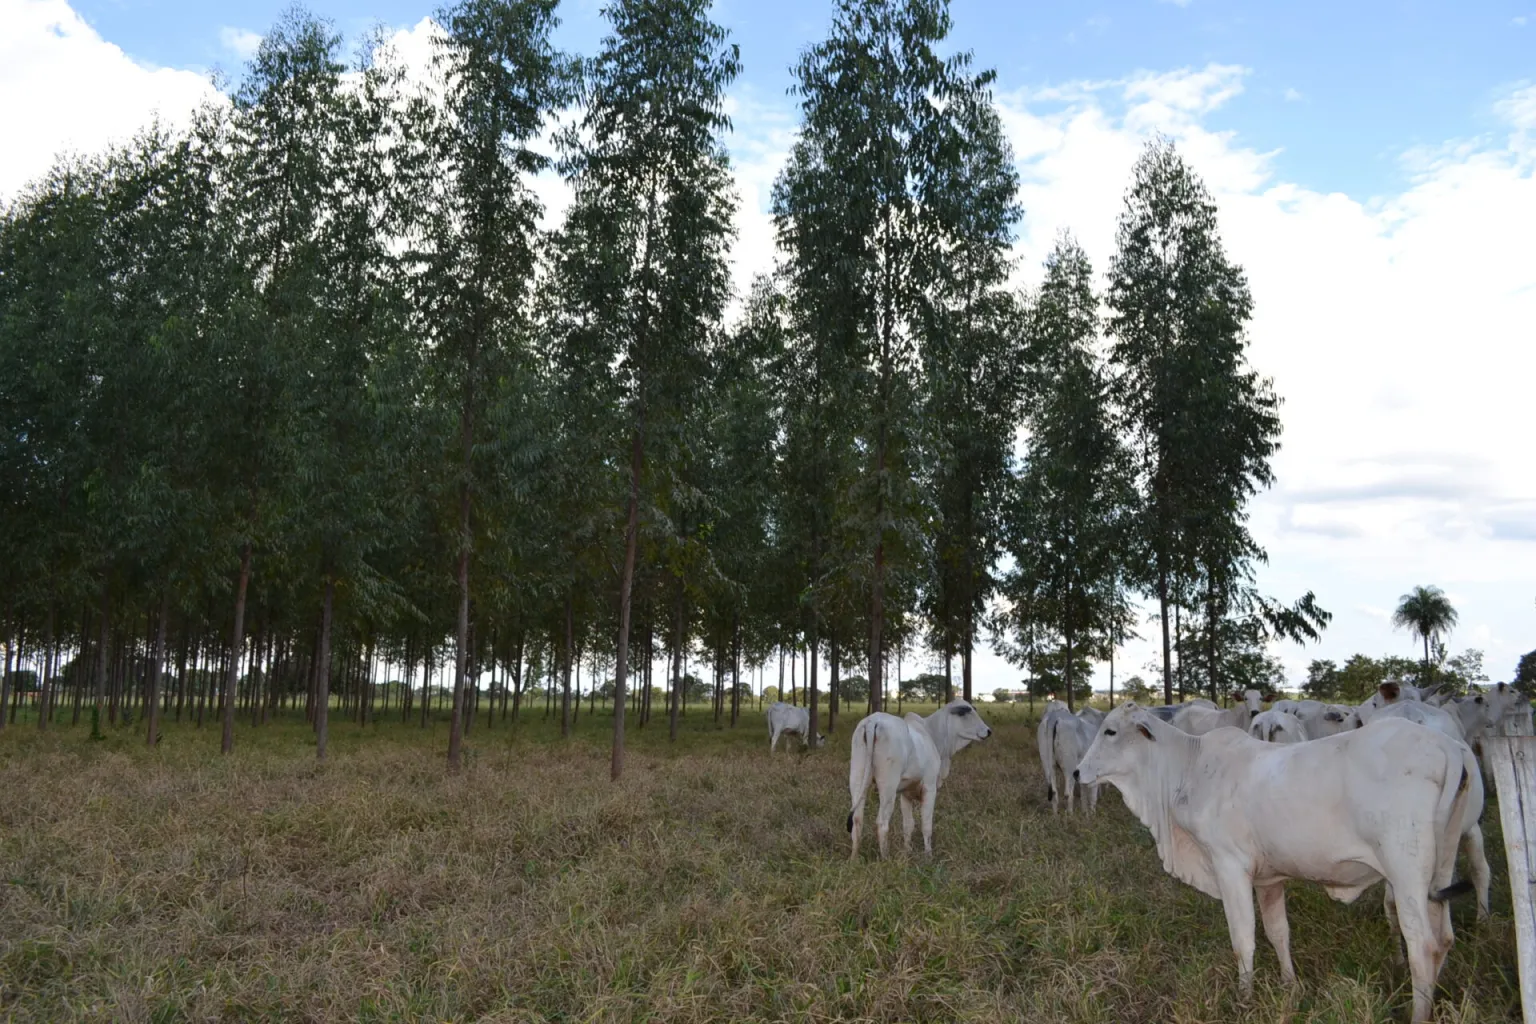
[846, 700, 992, 859]
[1074, 705, 1482, 1023]
[1075, 706, 1106, 728]
[766, 701, 823, 752]
[1448, 683, 1527, 748]
[1169, 690, 1264, 736]
[1249, 709, 1307, 744]
[1038, 709, 1100, 813]
[1359, 692, 1467, 744]
[1285, 700, 1361, 740]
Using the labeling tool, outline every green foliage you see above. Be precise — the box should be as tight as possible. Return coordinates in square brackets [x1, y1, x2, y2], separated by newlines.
[1516, 650, 1536, 695]
[899, 673, 947, 703]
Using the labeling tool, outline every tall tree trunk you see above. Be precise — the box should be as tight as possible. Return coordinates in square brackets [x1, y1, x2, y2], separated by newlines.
[93, 585, 109, 721]
[809, 632, 819, 739]
[730, 617, 740, 728]
[669, 580, 684, 743]
[38, 605, 55, 730]
[0, 608, 12, 734]
[962, 618, 974, 703]
[147, 592, 167, 746]
[221, 542, 252, 755]
[315, 578, 334, 760]
[1157, 556, 1172, 706]
[611, 424, 644, 778]
[562, 593, 573, 738]
[828, 631, 838, 734]
[447, 355, 476, 770]
[944, 644, 953, 704]
[1064, 590, 1075, 712]
[1174, 602, 1184, 702]
[1207, 576, 1219, 703]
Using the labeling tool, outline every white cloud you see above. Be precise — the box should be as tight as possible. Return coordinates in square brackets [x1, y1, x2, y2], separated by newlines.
[970, 64, 1536, 691]
[0, 0, 221, 201]
[219, 26, 263, 60]
[1283, 86, 1303, 102]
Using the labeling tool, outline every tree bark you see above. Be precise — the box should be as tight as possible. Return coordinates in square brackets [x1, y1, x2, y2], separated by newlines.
[828, 630, 838, 734]
[93, 585, 110, 721]
[668, 580, 684, 743]
[221, 543, 252, 755]
[1157, 557, 1172, 706]
[562, 593, 573, 738]
[809, 632, 819, 739]
[611, 424, 644, 778]
[146, 592, 167, 746]
[315, 577, 334, 760]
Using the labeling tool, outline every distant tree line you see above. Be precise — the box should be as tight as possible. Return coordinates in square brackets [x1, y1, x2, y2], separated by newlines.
[0, 0, 1323, 771]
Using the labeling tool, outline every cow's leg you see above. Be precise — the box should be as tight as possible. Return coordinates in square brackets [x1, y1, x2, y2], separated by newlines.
[875, 782, 898, 860]
[1256, 883, 1295, 986]
[899, 794, 916, 852]
[1462, 824, 1491, 920]
[1088, 783, 1100, 814]
[1065, 768, 1076, 814]
[1216, 869, 1258, 1000]
[1383, 883, 1406, 964]
[770, 726, 779, 753]
[919, 784, 937, 859]
[1391, 887, 1441, 1024]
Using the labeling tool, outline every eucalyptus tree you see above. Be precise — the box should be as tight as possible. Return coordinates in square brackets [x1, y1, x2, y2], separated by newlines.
[422, 0, 567, 771]
[281, 30, 431, 759]
[1107, 138, 1269, 706]
[1000, 236, 1131, 710]
[0, 156, 118, 729]
[774, 0, 1006, 711]
[919, 75, 1025, 702]
[550, 0, 739, 776]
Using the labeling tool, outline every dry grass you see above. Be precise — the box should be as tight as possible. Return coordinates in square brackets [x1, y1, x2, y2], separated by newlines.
[0, 703, 1522, 1023]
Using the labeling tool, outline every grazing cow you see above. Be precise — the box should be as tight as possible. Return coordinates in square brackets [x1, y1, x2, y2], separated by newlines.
[1074, 705, 1480, 1023]
[1038, 709, 1100, 813]
[766, 701, 823, 753]
[846, 700, 992, 859]
[1249, 709, 1307, 744]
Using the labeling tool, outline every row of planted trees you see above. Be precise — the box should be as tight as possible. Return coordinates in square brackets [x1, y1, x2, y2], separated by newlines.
[0, 0, 1328, 776]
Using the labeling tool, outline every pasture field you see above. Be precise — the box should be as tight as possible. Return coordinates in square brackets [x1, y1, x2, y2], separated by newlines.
[0, 704, 1523, 1022]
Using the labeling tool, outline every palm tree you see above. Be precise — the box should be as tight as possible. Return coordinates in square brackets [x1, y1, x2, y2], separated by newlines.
[1392, 585, 1458, 685]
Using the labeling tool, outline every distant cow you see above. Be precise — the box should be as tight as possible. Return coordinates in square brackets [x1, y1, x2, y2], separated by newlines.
[1074, 705, 1481, 1023]
[1249, 709, 1307, 744]
[1284, 700, 1360, 739]
[1038, 709, 1099, 813]
[1447, 683, 1527, 748]
[766, 701, 823, 753]
[1359, 688, 1467, 744]
[1075, 706, 1106, 728]
[846, 700, 992, 859]
[1168, 690, 1264, 736]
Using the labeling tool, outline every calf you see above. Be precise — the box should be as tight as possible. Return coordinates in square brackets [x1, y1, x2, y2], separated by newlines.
[766, 701, 823, 753]
[1074, 705, 1479, 1023]
[846, 700, 992, 859]
[1038, 709, 1099, 813]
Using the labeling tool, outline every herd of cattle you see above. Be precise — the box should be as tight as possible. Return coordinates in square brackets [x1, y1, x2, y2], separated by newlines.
[763, 680, 1531, 1023]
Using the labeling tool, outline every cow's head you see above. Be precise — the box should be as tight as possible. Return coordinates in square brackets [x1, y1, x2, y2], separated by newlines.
[945, 700, 992, 746]
[1075, 703, 1159, 787]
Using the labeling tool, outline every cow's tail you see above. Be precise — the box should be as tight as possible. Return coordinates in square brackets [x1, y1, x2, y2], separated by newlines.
[847, 720, 878, 832]
[1428, 742, 1478, 902]
[1038, 715, 1058, 806]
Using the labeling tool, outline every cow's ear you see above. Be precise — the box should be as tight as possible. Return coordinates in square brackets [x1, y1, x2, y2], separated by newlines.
[952, 704, 973, 716]
[1136, 723, 1155, 741]
[1475, 695, 1485, 704]
[1324, 711, 1342, 722]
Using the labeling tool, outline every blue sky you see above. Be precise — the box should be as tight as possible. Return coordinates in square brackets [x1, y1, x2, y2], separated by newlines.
[67, 0, 1535, 199]
[5, 0, 1535, 692]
